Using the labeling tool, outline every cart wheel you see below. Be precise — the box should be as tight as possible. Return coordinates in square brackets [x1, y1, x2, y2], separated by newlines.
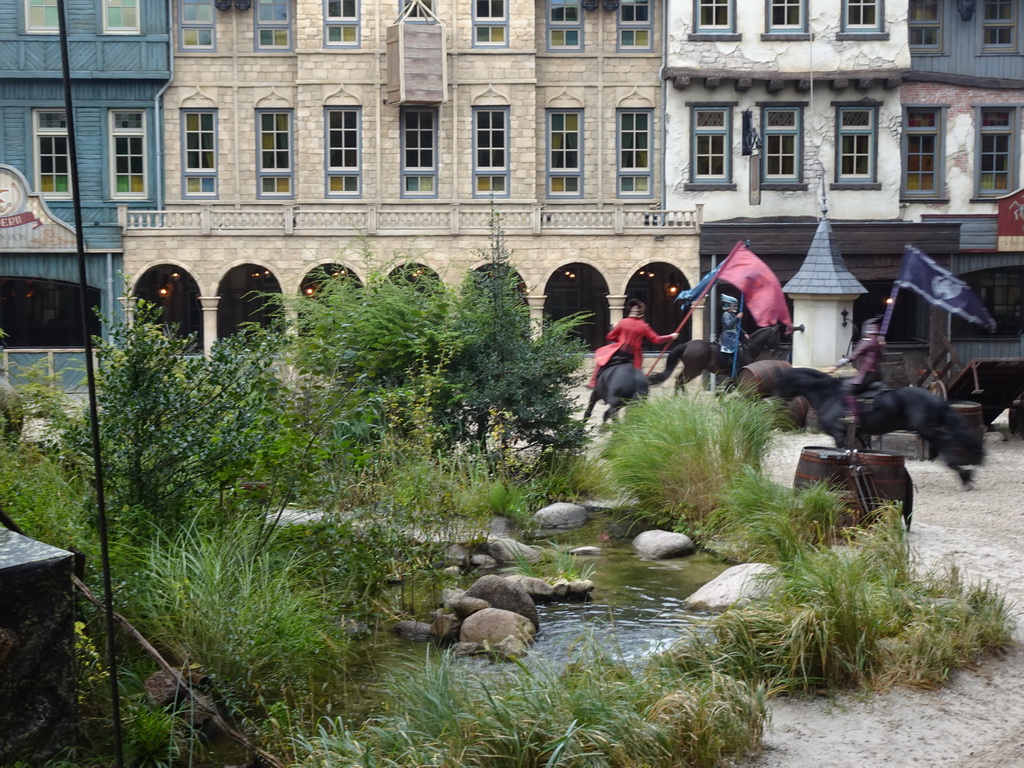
[926, 379, 947, 400]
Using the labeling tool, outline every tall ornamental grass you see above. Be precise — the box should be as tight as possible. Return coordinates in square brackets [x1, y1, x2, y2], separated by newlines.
[292, 646, 767, 768]
[600, 393, 779, 528]
[664, 511, 1013, 695]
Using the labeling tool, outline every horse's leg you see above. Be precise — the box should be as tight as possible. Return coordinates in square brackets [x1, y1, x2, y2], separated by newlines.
[921, 426, 974, 487]
[603, 396, 624, 422]
[583, 390, 599, 420]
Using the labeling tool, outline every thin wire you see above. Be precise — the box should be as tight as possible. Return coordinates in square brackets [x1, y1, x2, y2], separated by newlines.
[55, 0, 124, 763]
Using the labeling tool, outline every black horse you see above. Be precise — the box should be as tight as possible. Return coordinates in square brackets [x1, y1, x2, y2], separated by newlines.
[774, 367, 984, 487]
[583, 352, 650, 422]
[648, 324, 784, 391]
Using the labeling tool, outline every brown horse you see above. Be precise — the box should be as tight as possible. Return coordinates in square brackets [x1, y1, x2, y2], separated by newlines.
[648, 324, 785, 391]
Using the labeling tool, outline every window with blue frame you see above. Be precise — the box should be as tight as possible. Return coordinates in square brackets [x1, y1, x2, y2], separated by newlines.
[110, 110, 147, 198]
[34, 110, 71, 198]
[618, 0, 651, 50]
[473, 107, 509, 197]
[762, 106, 801, 183]
[257, 110, 293, 198]
[908, 0, 940, 51]
[256, 0, 291, 50]
[325, 0, 359, 46]
[767, 0, 805, 33]
[104, 0, 139, 33]
[842, 0, 880, 32]
[691, 106, 730, 183]
[326, 107, 361, 197]
[695, 0, 734, 33]
[977, 106, 1018, 197]
[548, 0, 582, 50]
[836, 105, 877, 183]
[182, 110, 217, 198]
[401, 107, 437, 198]
[474, 0, 507, 47]
[26, 0, 58, 31]
[180, 0, 215, 49]
[617, 110, 652, 196]
[547, 110, 582, 197]
[903, 107, 942, 198]
[982, 0, 1016, 51]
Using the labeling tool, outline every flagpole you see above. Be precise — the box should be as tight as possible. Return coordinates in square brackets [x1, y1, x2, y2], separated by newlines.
[879, 283, 900, 338]
[731, 292, 745, 379]
[646, 241, 744, 374]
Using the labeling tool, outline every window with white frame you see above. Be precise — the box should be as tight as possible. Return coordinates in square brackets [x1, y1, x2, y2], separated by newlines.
[104, 0, 139, 33]
[695, 0, 733, 33]
[548, 0, 582, 50]
[836, 105, 877, 182]
[325, 0, 359, 45]
[182, 110, 217, 197]
[767, 0, 805, 33]
[473, 107, 509, 197]
[402, 0, 435, 19]
[256, 0, 291, 50]
[691, 107, 730, 183]
[977, 106, 1018, 196]
[903, 107, 942, 197]
[34, 110, 70, 197]
[762, 106, 801, 182]
[257, 110, 293, 197]
[326, 107, 361, 197]
[473, 0, 507, 47]
[982, 0, 1015, 50]
[110, 110, 146, 197]
[180, 0, 214, 49]
[618, 0, 651, 50]
[547, 110, 582, 197]
[908, 0, 940, 50]
[401, 107, 437, 197]
[617, 110, 652, 196]
[26, 0, 58, 31]
[843, 0, 880, 32]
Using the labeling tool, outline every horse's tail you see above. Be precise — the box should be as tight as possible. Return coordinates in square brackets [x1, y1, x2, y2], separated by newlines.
[648, 342, 686, 385]
[939, 402, 986, 466]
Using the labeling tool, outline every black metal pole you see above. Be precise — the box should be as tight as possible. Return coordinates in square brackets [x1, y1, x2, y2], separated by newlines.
[55, 2, 125, 764]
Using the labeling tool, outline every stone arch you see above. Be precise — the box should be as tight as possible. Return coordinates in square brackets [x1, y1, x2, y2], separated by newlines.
[471, 86, 510, 106]
[178, 87, 217, 109]
[323, 85, 362, 106]
[542, 262, 611, 350]
[468, 261, 528, 304]
[254, 88, 294, 109]
[216, 264, 283, 339]
[545, 89, 585, 109]
[299, 263, 362, 296]
[387, 262, 442, 288]
[623, 261, 691, 341]
[133, 265, 203, 346]
[615, 88, 655, 110]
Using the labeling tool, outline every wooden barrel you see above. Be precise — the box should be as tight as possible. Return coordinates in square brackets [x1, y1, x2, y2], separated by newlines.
[949, 400, 985, 439]
[1010, 398, 1023, 437]
[855, 451, 913, 530]
[736, 359, 793, 398]
[793, 446, 851, 491]
[778, 395, 810, 429]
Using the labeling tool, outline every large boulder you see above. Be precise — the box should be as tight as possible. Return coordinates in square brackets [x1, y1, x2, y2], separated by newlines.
[487, 537, 542, 564]
[502, 574, 555, 602]
[533, 502, 588, 529]
[632, 530, 696, 560]
[464, 574, 539, 628]
[459, 608, 536, 646]
[682, 563, 778, 612]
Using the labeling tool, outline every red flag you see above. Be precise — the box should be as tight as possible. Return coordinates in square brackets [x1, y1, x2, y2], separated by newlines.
[717, 243, 793, 328]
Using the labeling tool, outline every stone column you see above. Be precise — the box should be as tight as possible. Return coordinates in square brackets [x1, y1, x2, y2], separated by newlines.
[117, 295, 138, 327]
[526, 294, 547, 339]
[197, 295, 221, 358]
[607, 294, 628, 326]
[789, 293, 859, 369]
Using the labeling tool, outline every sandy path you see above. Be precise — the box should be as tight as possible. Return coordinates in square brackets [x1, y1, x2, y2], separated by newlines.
[575, 378, 1024, 767]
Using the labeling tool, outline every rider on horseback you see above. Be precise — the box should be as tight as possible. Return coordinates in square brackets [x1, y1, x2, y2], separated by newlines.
[828, 316, 885, 424]
[588, 299, 679, 388]
[718, 295, 748, 354]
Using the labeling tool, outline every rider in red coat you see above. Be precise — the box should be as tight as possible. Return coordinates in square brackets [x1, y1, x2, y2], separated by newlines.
[588, 299, 678, 388]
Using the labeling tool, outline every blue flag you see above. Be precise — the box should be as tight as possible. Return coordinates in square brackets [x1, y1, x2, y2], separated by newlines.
[896, 245, 996, 332]
[675, 262, 722, 308]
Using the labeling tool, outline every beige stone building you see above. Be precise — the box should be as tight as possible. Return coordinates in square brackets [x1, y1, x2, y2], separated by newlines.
[122, 0, 702, 352]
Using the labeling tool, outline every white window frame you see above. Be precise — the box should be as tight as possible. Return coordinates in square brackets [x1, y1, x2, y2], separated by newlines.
[257, 110, 294, 198]
[104, 0, 139, 33]
[26, 0, 58, 32]
[325, 107, 362, 197]
[325, 0, 359, 47]
[34, 110, 71, 199]
[182, 110, 218, 198]
[109, 109, 147, 199]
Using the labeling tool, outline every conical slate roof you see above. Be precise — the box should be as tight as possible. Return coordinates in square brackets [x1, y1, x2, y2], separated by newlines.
[783, 217, 866, 295]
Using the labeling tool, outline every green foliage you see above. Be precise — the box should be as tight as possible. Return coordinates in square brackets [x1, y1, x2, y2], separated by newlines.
[128, 518, 348, 708]
[600, 393, 778, 530]
[292, 646, 767, 768]
[665, 511, 1014, 695]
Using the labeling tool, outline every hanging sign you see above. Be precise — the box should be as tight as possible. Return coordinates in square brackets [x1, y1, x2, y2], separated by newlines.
[0, 165, 76, 252]
[997, 187, 1024, 251]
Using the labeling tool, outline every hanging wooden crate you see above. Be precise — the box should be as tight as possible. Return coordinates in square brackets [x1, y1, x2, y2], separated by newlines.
[385, 20, 447, 105]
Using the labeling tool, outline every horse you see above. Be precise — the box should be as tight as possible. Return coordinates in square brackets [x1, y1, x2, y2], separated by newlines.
[774, 367, 984, 487]
[583, 353, 650, 422]
[648, 323, 785, 391]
